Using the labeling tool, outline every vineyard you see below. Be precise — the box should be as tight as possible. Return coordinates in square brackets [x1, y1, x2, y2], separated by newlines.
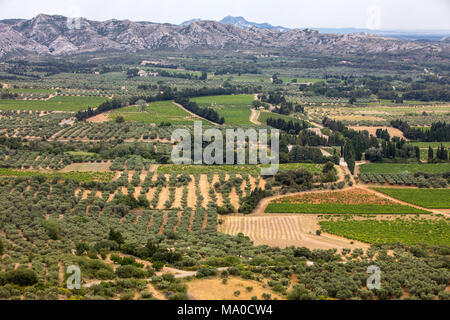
[319, 217, 450, 246]
[108, 101, 205, 125]
[265, 188, 430, 214]
[359, 163, 450, 174]
[0, 96, 107, 111]
[191, 94, 254, 125]
[371, 188, 450, 209]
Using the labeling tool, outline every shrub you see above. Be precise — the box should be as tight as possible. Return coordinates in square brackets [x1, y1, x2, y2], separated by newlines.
[115, 265, 147, 279]
[0, 269, 38, 287]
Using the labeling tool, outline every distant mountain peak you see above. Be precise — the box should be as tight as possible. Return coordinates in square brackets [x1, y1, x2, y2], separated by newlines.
[219, 16, 290, 32]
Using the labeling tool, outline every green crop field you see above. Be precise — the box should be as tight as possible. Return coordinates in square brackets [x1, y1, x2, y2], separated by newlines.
[109, 100, 207, 124]
[372, 188, 450, 209]
[319, 218, 450, 246]
[360, 163, 450, 174]
[0, 96, 108, 111]
[192, 94, 254, 125]
[265, 203, 429, 214]
[407, 142, 450, 148]
[158, 163, 322, 175]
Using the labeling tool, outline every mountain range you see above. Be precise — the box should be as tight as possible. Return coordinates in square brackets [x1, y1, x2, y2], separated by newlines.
[0, 14, 448, 59]
[185, 16, 450, 41]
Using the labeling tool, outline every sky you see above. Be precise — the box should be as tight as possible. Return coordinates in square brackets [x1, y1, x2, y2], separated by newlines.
[0, 0, 449, 30]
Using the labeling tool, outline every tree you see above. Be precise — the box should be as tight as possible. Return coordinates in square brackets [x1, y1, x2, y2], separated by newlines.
[0, 238, 3, 256]
[76, 242, 90, 255]
[1, 269, 38, 286]
[136, 99, 147, 112]
[287, 285, 316, 300]
[344, 142, 356, 174]
[200, 71, 208, 81]
[349, 96, 356, 105]
[115, 116, 125, 123]
[42, 220, 59, 240]
[108, 229, 125, 245]
[415, 146, 421, 161]
[126, 68, 139, 78]
[428, 146, 434, 161]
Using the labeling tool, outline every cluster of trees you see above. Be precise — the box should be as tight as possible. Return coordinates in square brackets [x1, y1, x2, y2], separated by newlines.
[272, 169, 314, 191]
[402, 82, 449, 102]
[266, 117, 309, 135]
[213, 65, 261, 76]
[303, 81, 372, 99]
[239, 188, 271, 214]
[365, 139, 420, 162]
[391, 120, 450, 142]
[258, 92, 286, 105]
[429, 145, 449, 162]
[273, 102, 304, 115]
[174, 97, 224, 124]
[322, 117, 379, 172]
[156, 69, 207, 81]
[288, 145, 337, 164]
[0, 91, 18, 100]
[75, 99, 126, 121]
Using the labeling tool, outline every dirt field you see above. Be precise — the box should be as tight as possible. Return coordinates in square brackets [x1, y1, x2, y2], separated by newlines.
[186, 276, 284, 300]
[87, 113, 110, 123]
[349, 126, 406, 139]
[219, 214, 368, 250]
[60, 162, 111, 172]
[333, 115, 385, 122]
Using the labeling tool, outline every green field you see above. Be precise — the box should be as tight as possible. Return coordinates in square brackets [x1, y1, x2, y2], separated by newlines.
[319, 218, 450, 246]
[360, 163, 450, 174]
[372, 188, 450, 209]
[265, 203, 429, 214]
[407, 142, 450, 148]
[6, 88, 55, 94]
[0, 96, 108, 111]
[0, 168, 114, 182]
[109, 100, 206, 124]
[192, 94, 254, 125]
[158, 163, 322, 175]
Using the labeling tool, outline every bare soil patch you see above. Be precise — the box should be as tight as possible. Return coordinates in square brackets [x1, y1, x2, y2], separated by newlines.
[60, 162, 111, 172]
[87, 113, 110, 123]
[349, 126, 406, 140]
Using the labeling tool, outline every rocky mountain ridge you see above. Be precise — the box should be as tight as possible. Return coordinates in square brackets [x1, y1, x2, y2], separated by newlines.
[0, 14, 447, 59]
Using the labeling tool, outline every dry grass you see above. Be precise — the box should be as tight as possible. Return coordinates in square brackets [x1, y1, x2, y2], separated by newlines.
[219, 214, 368, 250]
[349, 126, 406, 139]
[186, 276, 284, 300]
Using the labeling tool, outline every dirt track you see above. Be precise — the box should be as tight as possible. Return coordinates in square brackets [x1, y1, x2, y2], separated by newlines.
[172, 102, 220, 125]
[250, 109, 261, 125]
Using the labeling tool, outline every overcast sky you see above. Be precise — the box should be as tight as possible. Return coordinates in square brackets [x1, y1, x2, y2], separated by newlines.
[0, 0, 449, 30]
